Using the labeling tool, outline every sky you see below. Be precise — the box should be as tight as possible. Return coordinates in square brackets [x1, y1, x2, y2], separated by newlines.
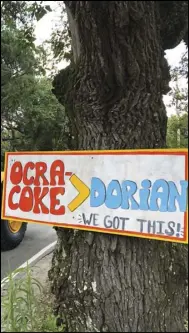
[34, 3, 187, 116]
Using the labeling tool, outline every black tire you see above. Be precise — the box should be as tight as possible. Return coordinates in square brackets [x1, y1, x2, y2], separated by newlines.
[1, 220, 27, 251]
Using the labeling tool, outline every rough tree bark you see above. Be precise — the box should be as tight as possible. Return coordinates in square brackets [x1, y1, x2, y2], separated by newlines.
[49, 2, 188, 332]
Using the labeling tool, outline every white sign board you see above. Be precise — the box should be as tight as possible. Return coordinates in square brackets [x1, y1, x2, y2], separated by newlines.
[2, 149, 188, 243]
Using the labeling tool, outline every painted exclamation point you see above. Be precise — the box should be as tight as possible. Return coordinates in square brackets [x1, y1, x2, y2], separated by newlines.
[176, 223, 181, 237]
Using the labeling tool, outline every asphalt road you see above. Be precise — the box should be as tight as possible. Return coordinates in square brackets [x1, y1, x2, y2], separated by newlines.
[1, 223, 57, 280]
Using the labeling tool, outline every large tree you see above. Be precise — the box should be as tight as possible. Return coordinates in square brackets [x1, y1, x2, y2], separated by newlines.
[49, 2, 188, 332]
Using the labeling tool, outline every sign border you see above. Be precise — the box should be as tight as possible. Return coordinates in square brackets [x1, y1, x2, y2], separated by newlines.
[2, 149, 188, 244]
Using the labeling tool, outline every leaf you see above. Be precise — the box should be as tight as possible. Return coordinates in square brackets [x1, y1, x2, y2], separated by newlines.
[35, 7, 47, 21]
[45, 5, 52, 12]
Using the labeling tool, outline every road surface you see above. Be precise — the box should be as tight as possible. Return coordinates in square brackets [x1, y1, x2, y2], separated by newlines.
[1, 223, 57, 280]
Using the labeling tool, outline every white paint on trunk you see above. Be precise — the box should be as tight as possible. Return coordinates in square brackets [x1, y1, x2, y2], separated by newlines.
[92, 281, 97, 292]
[66, 6, 81, 63]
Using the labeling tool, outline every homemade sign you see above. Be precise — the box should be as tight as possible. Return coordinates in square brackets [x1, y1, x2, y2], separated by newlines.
[1, 149, 188, 244]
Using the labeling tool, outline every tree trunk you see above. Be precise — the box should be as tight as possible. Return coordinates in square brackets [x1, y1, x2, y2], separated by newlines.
[49, 2, 188, 332]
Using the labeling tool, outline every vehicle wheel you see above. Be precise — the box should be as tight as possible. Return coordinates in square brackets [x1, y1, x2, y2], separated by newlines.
[1, 220, 27, 251]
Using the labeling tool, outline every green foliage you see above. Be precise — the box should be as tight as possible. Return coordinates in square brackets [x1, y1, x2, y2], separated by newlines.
[1, 1, 52, 27]
[171, 50, 188, 80]
[1, 1, 70, 170]
[1, 26, 46, 107]
[50, 19, 72, 63]
[166, 49, 188, 148]
[166, 113, 188, 148]
[167, 50, 188, 115]
[1, 136, 12, 170]
[45, 2, 72, 65]
[2, 264, 64, 332]
[10, 78, 70, 152]
[1, 0, 47, 137]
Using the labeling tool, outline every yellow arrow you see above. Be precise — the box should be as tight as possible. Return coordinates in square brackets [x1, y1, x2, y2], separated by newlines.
[68, 174, 90, 212]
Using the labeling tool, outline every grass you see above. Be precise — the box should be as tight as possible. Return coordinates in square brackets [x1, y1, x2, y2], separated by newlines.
[1, 263, 64, 332]
[2, 263, 187, 332]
